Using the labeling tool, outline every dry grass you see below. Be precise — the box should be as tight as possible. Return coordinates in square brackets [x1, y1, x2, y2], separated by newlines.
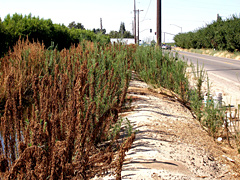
[0, 39, 136, 179]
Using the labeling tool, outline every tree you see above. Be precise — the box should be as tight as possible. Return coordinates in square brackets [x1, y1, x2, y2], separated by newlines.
[108, 22, 133, 38]
[0, 13, 110, 56]
[0, 19, 9, 57]
[119, 22, 126, 35]
[68, 21, 85, 30]
[108, 31, 118, 38]
[93, 28, 106, 34]
[119, 22, 133, 38]
[123, 31, 134, 38]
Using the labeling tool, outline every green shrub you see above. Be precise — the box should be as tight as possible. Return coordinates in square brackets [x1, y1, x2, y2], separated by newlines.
[0, 13, 110, 57]
[174, 15, 240, 52]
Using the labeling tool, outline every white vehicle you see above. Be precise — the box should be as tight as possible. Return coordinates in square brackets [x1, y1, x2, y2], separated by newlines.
[161, 43, 171, 50]
[161, 43, 167, 49]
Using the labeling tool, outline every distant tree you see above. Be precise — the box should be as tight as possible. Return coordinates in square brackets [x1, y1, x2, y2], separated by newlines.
[0, 18, 9, 57]
[109, 31, 119, 38]
[93, 28, 106, 34]
[108, 22, 134, 39]
[68, 21, 85, 30]
[119, 22, 126, 35]
[123, 31, 134, 38]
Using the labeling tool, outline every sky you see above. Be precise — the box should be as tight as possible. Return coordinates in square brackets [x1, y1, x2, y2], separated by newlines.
[1, 0, 240, 43]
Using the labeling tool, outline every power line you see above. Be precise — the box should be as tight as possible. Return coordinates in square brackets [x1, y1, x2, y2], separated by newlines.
[143, 0, 152, 21]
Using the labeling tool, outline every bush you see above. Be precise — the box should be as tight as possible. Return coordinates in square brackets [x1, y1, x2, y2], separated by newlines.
[0, 13, 110, 57]
[174, 15, 240, 52]
[0, 19, 9, 57]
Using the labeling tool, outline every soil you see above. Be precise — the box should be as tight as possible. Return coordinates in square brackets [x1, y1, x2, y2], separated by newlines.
[93, 71, 240, 180]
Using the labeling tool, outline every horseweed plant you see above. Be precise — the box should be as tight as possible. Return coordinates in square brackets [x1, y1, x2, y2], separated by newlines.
[0, 39, 135, 179]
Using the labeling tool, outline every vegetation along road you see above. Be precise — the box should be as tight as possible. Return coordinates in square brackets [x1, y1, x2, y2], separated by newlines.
[174, 50, 240, 107]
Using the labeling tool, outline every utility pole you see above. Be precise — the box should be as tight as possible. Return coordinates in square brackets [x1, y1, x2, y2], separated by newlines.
[138, 10, 139, 44]
[137, 9, 144, 44]
[157, 0, 162, 46]
[132, 20, 134, 35]
[134, 0, 137, 44]
[100, 18, 103, 32]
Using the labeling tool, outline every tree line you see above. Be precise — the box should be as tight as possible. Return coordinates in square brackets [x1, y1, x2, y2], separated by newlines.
[108, 22, 134, 38]
[0, 13, 134, 57]
[174, 15, 240, 52]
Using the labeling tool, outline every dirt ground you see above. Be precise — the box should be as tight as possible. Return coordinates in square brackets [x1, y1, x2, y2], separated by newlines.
[94, 71, 240, 180]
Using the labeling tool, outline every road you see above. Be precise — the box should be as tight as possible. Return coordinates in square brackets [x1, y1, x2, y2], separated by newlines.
[176, 51, 240, 84]
[173, 50, 240, 106]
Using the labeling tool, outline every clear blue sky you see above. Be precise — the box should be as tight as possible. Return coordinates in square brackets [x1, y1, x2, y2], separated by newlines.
[1, 0, 240, 43]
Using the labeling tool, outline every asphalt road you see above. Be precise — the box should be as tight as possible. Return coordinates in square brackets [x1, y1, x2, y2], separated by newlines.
[176, 51, 240, 84]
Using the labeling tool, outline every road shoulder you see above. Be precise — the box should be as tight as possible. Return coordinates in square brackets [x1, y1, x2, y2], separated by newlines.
[119, 77, 237, 179]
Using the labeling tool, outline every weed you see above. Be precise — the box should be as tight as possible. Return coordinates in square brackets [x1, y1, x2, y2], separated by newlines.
[0, 40, 135, 179]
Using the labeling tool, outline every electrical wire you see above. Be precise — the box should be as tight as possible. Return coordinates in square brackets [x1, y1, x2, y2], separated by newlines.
[143, 0, 152, 21]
